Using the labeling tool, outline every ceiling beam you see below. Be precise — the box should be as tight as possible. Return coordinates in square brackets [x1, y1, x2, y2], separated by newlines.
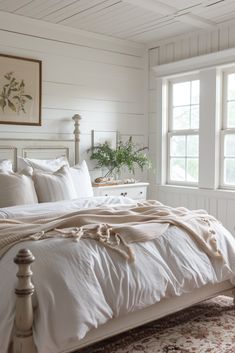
[175, 13, 215, 29]
[122, 0, 216, 29]
[122, 0, 174, 15]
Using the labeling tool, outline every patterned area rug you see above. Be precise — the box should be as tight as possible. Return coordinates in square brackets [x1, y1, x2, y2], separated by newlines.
[77, 296, 235, 353]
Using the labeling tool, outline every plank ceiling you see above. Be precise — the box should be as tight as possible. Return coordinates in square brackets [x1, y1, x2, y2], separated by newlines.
[1, 0, 235, 44]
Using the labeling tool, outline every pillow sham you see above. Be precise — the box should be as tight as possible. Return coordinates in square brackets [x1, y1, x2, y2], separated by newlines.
[70, 160, 93, 198]
[33, 165, 77, 203]
[0, 168, 38, 208]
[0, 159, 13, 172]
[18, 156, 68, 172]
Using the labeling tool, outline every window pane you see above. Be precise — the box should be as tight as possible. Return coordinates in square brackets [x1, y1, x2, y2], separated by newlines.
[186, 158, 198, 182]
[191, 105, 199, 129]
[169, 77, 199, 186]
[227, 74, 235, 100]
[173, 82, 190, 106]
[187, 135, 199, 157]
[224, 134, 235, 156]
[224, 158, 235, 185]
[191, 80, 200, 104]
[172, 106, 190, 130]
[170, 136, 186, 156]
[227, 101, 235, 128]
[170, 158, 185, 181]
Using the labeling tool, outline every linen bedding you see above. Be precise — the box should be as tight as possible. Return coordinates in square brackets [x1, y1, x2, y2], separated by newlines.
[0, 196, 235, 353]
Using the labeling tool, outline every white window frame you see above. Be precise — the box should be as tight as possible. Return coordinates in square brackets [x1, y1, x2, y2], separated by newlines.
[220, 67, 235, 189]
[167, 74, 200, 186]
[154, 50, 235, 193]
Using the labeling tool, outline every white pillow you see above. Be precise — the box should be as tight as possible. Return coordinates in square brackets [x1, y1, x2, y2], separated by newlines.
[0, 168, 38, 208]
[70, 160, 93, 198]
[18, 156, 68, 172]
[0, 159, 13, 172]
[33, 165, 77, 203]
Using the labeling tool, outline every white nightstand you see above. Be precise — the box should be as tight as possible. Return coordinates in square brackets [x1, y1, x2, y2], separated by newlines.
[93, 182, 149, 201]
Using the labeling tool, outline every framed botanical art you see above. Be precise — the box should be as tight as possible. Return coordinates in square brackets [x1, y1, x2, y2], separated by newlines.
[91, 130, 118, 149]
[0, 54, 42, 125]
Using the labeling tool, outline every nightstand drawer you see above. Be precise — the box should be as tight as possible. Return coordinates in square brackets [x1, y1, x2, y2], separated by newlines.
[122, 186, 146, 200]
[93, 183, 149, 201]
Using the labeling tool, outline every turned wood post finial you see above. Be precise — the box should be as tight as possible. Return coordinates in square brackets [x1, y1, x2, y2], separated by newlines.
[72, 114, 82, 165]
[14, 248, 35, 294]
[14, 248, 35, 265]
[13, 249, 37, 353]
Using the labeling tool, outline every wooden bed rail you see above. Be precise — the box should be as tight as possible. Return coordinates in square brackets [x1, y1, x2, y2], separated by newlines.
[13, 249, 37, 353]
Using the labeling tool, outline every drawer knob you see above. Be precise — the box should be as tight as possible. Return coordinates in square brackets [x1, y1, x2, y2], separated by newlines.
[105, 194, 108, 196]
[140, 191, 143, 194]
[120, 192, 128, 197]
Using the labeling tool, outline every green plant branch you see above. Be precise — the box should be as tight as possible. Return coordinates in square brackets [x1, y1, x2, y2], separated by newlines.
[89, 137, 152, 178]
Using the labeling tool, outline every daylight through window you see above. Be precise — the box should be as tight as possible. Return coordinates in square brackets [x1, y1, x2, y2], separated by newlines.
[168, 78, 200, 185]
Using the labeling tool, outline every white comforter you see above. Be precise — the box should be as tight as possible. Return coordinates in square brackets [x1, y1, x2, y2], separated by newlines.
[0, 196, 235, 353]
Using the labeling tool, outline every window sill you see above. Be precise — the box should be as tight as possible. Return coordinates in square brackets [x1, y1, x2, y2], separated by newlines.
[158, 184, 235, 200]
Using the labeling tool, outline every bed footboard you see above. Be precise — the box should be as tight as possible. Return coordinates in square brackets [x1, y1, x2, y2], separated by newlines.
[13, 249, 37, 353]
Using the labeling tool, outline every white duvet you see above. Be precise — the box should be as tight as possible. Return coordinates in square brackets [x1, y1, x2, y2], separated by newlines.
[0, 196, 235, 353]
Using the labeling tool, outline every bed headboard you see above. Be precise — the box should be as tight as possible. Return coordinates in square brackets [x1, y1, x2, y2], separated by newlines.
[0, 114, 81, 170]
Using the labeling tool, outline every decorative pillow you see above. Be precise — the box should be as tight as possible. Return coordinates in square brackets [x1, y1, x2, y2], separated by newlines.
[33, 165, 77, 203]
[0, 159, 13, 172]
[70, 160, 93, 198]
[0, 168, 38, 207]
[18, 156, 68, 172]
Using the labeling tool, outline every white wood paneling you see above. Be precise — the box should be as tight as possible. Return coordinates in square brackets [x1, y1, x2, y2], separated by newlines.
[0, 12, 147, 180]
[149, 21, 235, 64]
[154, 186, 235, 235]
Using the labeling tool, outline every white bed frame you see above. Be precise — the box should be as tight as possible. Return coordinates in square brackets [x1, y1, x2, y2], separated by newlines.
[1, 114, 234, 353]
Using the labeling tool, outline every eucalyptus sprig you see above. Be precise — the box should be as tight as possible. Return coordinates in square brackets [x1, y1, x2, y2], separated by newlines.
[89, 137, 152, 178]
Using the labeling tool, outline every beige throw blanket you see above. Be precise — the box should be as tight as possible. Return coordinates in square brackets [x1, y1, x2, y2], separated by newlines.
[0, 201, 223, 261]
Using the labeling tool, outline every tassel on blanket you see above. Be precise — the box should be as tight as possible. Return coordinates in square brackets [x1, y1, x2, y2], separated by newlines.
[55, 227, 84, 242]
[55, 224, 135, 262]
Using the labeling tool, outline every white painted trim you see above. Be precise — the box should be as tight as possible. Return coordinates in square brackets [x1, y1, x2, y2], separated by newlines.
[0, 11, 145, 56]
[155, 78, 168, 185]
[198, 68, 221, 189]
[157, 184, 235, 200]
[143, 49, 150, 148]
[152, 47, 235, 77]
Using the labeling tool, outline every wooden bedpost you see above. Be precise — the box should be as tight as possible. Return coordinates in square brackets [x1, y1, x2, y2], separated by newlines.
[72, 114, 82, 165]
[13, 249, 37, 353]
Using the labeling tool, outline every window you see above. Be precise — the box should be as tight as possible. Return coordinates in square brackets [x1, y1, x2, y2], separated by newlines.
[167, 77, 200, 185]
[221, 70, 235, 187]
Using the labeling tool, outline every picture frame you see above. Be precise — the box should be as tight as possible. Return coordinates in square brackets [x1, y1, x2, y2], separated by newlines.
[0, 54, 42, 125]
[91, 130, 118, 149]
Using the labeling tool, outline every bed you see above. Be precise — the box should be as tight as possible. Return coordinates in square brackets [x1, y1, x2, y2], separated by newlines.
[0, 114, 235, 353]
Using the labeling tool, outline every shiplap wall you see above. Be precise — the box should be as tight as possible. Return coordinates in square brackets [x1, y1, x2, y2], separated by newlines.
[0, 11, 147, 180]
[148, 22, 235, 233]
